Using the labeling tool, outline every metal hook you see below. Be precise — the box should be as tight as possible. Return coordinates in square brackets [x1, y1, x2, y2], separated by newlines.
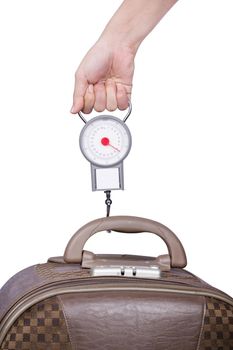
[78, 111, 87, 124]
[104, 190, 112, 217]
[123, 101, 132, 123]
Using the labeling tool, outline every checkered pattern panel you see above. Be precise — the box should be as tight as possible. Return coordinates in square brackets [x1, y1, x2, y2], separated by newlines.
[1, 296, 72, 350]
[199, 297, 233, 350]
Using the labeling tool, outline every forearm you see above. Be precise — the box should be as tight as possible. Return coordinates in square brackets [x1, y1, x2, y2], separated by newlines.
[99, 0, 178, 53]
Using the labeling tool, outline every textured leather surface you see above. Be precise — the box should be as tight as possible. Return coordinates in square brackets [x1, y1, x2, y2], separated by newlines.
[0, 265, 41, 324]
[59, 291, 204, 350]
[1, 262, 231, 326]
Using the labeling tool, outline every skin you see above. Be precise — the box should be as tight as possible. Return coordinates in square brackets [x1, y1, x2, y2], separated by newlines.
[71, 0, 178, 114]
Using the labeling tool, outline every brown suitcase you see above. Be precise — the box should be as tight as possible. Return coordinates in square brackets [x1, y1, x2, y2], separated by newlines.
[0, 216, 232, 350]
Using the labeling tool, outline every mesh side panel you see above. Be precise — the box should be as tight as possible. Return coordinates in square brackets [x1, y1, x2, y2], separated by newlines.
[199, 297, 233, 350]
[1, 296, 72, 350]
[36, 262, 90, 280]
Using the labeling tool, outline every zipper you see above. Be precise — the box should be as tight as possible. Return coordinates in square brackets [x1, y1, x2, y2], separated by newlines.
[0, 279, 232, 345]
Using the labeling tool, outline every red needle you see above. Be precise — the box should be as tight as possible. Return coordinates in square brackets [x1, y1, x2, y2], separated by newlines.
[101, 137, 120, 152]
[109, 144, 121, 152]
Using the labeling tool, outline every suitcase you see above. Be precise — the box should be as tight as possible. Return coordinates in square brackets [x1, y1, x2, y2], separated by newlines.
[0, 216, 232, 350]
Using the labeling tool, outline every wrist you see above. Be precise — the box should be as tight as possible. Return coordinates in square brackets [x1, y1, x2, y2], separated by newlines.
[97, 30, 140, 56]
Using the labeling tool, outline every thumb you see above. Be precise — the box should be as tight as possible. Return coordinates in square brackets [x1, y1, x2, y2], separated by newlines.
[71, 74, 88, 114]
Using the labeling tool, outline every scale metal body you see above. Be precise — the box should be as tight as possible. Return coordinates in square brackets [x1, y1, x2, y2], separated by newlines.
[78, 105, 132, 215]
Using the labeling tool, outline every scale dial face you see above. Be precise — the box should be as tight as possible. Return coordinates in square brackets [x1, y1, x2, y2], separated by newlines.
[79, 116, 132, 167]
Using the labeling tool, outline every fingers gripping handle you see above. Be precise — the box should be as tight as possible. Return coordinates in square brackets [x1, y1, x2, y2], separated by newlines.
[78, 101, 132, 124]
[64, 216, 187, 268]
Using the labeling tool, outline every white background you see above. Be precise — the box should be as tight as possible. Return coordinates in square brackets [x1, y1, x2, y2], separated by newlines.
[0, 0, 232, 296]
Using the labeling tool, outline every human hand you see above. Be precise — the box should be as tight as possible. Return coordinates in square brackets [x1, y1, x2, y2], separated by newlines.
[71, 40, 135, 114]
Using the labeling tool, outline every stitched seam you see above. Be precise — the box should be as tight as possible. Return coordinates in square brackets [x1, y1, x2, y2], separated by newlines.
[196, 296, 206, 350]
[57, 295, 74, 350]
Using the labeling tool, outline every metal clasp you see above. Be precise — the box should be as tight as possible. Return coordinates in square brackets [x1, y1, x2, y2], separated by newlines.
[90, 265, 161, 280]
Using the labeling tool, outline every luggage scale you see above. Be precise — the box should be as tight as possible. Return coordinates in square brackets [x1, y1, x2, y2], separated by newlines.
[78, 104, 132, 216]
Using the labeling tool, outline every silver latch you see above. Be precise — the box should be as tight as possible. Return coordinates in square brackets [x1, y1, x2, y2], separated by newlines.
[90, 266, 161, 279]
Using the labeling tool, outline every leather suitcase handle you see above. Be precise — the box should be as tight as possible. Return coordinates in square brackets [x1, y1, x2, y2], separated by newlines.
[64, 216, 187, 268]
